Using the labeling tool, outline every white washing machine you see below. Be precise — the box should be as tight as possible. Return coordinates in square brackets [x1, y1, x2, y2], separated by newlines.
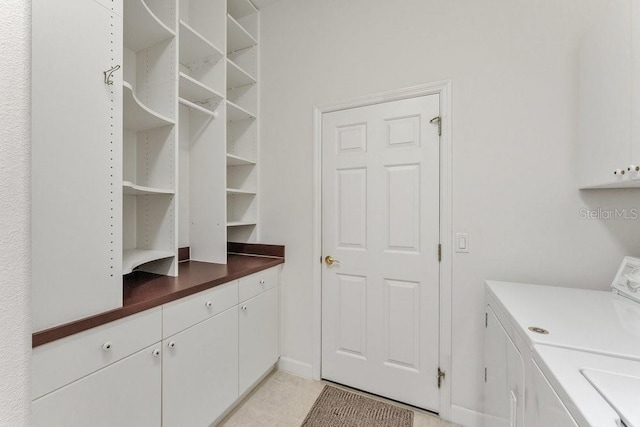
[484, 256, 640, 427]
[532, 344, 640, 427]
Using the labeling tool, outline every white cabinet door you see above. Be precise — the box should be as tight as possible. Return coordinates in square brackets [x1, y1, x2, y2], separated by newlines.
[32, 344, 161, 427]
[163, 306, 239, 427]
[32, 0, 123, 331]
[484, 306, 525, 427]
[239, 286, 279, 394]
[577, 0, 640, 188]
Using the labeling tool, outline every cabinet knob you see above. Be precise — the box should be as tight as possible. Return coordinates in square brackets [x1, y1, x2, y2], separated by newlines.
[102, 342, 112, 351]
[241, 305, 247, 311]
[629, 165, 640, 172]
[152, 348, 161, 357]
[168, 341, 176, 348]
[259, 280, 265, 286]
[614, 169, 624, 176]
[205, 300, 213, 308]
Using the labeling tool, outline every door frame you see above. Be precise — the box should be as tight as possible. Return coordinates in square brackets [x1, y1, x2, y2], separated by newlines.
[312, 80, 453, 418]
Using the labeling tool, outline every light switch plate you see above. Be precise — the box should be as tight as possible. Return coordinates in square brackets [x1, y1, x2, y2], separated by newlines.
[456, 233, 469, 253]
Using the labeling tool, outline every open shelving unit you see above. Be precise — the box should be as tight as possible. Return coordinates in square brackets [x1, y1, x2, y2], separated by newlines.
[177, 0, 228, 264]
[226, 0, 259, 243]
[122, 0, 178, 276]
[32, 0, 263, 332]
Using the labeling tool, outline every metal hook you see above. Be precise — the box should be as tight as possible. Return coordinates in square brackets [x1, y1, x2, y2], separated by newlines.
[103, 65, 121, 85]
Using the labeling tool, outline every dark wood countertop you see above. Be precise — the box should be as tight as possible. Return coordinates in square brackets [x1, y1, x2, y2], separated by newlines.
[33, 249, 284, 348]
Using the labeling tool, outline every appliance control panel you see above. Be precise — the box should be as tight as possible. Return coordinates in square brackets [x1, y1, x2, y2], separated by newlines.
[612, 256, 640, 303]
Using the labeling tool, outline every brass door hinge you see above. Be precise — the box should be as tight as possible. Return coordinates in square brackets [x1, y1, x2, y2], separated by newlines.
[438, 244, 442, 262]
[438, 367, 446, 388]
[430, 116, 442, 136]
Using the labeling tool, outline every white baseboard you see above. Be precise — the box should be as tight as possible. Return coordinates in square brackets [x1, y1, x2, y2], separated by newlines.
[277, 356, 313, 379]
[450, 404, 495, 427]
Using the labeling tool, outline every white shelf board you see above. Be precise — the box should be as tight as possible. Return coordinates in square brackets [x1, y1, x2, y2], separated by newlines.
[124, 0, 175, 52]
[123, 181, 174, 196]
[227, 59, 256, 89]
[227, 188, 256, 195]
[580, 178, 640, 189]
[227, 14, 257, 53]
[228, 0, 258, 20]
[179, 98, 218, 117]
[179, 72, 224, 106]
[123, 249, 174, 275]
[226, 100, 256, 122]
[226, 153, 256, 166]
[227, 221, 257, 227]
[123, 82, 175, 131]
[179, 20, 224, 67]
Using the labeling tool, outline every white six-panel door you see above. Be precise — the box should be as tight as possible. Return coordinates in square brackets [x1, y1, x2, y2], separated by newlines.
[321, 95, 441, 410]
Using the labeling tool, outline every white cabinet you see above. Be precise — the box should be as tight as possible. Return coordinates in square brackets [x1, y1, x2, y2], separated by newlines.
[31, 0, 124, 332]
[33, 266, 280, 427]
[578, 0, 640, 188]
[32, 344, 162, 427]
[163, 307, 239, 427]
[484, 306, 525, 427]
[239, 286, 279, 394]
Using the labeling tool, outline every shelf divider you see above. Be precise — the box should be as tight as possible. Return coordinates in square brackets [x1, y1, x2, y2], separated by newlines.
[226, 153, 256, 166]
[227, 14, 257, 53]
[226, 100, 256, 122]
[227, 59, 256, 89]
[123, 82, 175, 131]
[179, 20, 224, 67]
[124, 0, 175, 52]
[227, 188, 256, 195]
[123, 181, 174, 196]
[123, 249, 175, 275]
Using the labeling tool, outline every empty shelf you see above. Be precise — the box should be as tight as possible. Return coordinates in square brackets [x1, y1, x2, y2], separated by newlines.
[123, 249, 174, 275]
[228, 0, 258, 20]
[227, 100, 256, 122]
[179, 98, 218, 117]
[179, 72, 224, 106]
[227, 188, 256, 195]
[179, 20, 224, 67]
[580, 178, 640, 189]
[123, 82, 175, 131]
[227, 221, 257, 227]
[123, 181, 174, 196]
[227, 59, 256, 89]
[227, 14, 257, 53]
[124, 0, 175, 52]
[226, 153, 256, 166]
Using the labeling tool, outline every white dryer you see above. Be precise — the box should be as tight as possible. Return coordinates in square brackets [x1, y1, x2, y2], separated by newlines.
[483, 256, 640, 427]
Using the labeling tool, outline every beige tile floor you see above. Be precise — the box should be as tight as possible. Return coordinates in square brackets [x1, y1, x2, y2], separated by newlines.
[219, 370, 459, 427]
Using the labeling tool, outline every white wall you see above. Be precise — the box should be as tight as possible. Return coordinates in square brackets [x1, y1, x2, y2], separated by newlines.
[0, 0, 31, 425]
[259, 0, 640, 419]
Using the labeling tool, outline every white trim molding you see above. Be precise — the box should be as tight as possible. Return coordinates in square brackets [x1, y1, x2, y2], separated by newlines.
[277, 357, 314, 379]
[451, 404, 494, 427]
[312, 80, 454, 420]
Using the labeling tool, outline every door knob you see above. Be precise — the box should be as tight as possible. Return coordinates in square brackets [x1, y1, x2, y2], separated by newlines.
[325, 256, 340, 266]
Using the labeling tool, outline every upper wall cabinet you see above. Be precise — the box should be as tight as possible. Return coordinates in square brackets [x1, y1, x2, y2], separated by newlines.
[578, 0, 640, 189]
[32, 0, 124, 332]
